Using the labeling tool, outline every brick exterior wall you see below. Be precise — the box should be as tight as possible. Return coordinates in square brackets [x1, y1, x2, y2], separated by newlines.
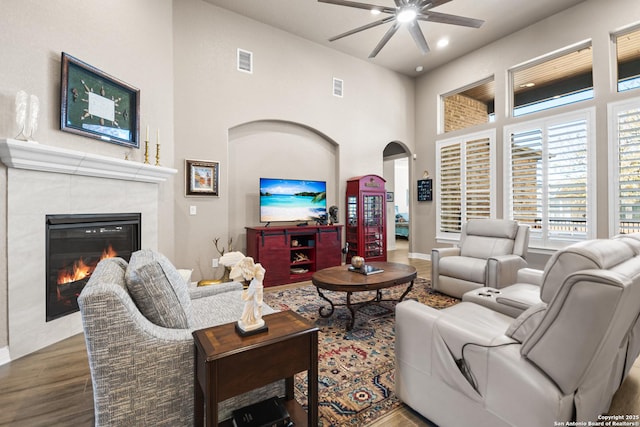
[444, 94, 489, 132]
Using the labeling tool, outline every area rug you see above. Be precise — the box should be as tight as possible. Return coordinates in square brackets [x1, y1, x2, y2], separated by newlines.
[263, 277, 458, 426]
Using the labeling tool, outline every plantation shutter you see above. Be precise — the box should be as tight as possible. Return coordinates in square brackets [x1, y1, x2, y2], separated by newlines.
[547, 119, 588, 240]
[507, 109, 592, 246]
[438, 134, 492, 234]
[440, 143, 461, 232]
[510, 129, 543, 239]
[465, 138, 491, 219]
[614, 103, 640, 234]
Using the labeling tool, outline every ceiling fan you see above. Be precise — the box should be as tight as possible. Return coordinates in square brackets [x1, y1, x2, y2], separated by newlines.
[318, 0, 484, 58]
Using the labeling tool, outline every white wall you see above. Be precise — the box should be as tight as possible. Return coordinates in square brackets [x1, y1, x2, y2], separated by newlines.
[413, 0, 640, 266]
[395, 157, 409, 215]
[172, 0, 416, 279]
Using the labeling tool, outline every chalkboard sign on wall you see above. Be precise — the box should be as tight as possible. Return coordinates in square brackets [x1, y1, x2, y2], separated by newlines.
[417, 179, 432, 201]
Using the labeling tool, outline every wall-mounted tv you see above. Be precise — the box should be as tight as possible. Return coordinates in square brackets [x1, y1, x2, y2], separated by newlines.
[260, 178, 327, 223]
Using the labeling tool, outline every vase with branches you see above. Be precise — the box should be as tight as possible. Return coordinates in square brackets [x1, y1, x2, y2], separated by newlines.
[214, 237, 234, 282]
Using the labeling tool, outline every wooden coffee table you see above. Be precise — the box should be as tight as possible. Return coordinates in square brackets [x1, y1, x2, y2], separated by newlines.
[311, 262, 417, 331]
[193, 310, 319, 426]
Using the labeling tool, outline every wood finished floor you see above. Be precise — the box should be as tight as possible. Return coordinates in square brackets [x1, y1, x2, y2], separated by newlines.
[0, 239, 638, 426]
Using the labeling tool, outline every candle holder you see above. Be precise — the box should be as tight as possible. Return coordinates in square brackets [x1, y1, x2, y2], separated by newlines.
[155, 144, 160, 166]
[144, 140, 150, 164]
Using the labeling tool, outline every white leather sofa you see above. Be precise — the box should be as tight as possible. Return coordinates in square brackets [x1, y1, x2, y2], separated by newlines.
[431, 219, 529, 298]
[396, 238, 640, 427]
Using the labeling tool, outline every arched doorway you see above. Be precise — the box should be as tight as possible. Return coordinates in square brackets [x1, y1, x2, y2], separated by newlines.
[383, 142, 411, 253]
[227, 120, 339, 252]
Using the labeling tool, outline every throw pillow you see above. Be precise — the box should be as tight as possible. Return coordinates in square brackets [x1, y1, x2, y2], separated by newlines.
[125, 249, 194, 329]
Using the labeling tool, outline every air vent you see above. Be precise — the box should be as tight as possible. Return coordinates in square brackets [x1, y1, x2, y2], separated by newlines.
[237, 49, 253, 74]
[333, 78, 344, 97]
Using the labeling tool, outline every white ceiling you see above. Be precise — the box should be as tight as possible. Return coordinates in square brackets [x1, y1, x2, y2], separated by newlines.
[203, 0, 587, 76]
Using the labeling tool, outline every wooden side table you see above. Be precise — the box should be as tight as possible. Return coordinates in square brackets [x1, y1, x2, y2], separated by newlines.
[193, 310, 319, 426]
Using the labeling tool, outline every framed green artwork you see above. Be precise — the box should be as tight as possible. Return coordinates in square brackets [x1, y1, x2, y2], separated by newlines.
[60, 52, 140, 148]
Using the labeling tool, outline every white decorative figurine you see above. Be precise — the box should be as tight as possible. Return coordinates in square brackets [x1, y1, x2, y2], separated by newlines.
[229, 256, 268, 335]
[14, 90, 40, 141]
[14, 90, 28, 140]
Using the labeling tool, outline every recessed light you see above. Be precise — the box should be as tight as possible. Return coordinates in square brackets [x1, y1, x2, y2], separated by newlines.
[437, 38, 449, 48]
[416, 65, 424, 72]
[520, 82, 535, 88]
[370, 8, 381, 15]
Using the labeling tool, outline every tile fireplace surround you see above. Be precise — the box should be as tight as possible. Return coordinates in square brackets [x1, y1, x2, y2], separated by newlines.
[0, 138, 176, 362]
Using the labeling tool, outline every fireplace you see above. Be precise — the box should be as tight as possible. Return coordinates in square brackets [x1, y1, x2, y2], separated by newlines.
[46, 213, 141, 321]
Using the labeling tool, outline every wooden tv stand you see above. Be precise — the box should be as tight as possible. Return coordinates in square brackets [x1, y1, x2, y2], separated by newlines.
[246, 225, 343, 287]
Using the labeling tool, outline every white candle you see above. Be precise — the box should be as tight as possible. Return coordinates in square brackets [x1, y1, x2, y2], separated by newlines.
[146, 125, 149, 141]
[157, 128, 160, 144]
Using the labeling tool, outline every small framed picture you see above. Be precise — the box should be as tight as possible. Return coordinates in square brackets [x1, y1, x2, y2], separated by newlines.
[386, 191, 394, 202]
[186, 159, 219, 197]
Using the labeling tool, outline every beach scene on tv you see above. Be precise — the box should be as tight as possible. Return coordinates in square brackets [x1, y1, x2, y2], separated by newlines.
[260, 178, 327, 223]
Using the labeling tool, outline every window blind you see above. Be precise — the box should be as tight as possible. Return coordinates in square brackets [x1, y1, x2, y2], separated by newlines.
[510, 129, 543, 239]
[438, 134, 492, 234]
[507, 111, 592, 245]
[465, 138, 492, 219]
[614, 103, 640, 234]
[547, 119, 588, 240]
[439, 143, 462, 232]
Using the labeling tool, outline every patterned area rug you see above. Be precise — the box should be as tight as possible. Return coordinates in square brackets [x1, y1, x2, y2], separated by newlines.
[263, 277, 458, 426]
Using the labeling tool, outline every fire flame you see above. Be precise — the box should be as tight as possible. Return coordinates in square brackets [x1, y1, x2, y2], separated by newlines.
[57, 244, 118, 285]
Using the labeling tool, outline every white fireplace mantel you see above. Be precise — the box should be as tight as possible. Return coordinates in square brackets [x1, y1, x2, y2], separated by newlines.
[1, 137, 176, 361]
[0, 138, 176, 182]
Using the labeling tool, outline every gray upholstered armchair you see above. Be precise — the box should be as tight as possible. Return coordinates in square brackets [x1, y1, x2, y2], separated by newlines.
[78, 250, 283, 426]
[431, 219, 529, 298]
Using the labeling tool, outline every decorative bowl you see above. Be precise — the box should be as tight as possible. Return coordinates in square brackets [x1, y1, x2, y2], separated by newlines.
[351, 256, 365, 268]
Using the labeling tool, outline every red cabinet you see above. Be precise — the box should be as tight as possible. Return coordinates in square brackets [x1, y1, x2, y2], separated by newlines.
[246, 225, 342, 287]
[345, 175, 387, 263]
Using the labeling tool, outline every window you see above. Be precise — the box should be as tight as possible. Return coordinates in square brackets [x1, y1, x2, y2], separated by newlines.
[511, 43, 593, 117]
[442, 77, 495, 133]
[615, 26, 640, 92]
[436, 131, 495, 238]
[505, 108, 595, 247]
[609, 98, 640, 235]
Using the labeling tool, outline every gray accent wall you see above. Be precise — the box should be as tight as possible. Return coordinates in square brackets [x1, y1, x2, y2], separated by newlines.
[172, 0, 415, 281]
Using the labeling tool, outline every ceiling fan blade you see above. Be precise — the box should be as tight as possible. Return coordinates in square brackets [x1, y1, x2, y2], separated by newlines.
[318, 0, 394, 14]
[419, 10, 484, 28]
[369, 21, 400, 58]
[418, 0, 453, 10]
[329, 16, 395, 42]
[408, 21, 430, 54]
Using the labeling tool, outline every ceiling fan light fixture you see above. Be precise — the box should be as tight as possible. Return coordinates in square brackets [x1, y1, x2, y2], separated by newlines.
[397, 7, 417, 23]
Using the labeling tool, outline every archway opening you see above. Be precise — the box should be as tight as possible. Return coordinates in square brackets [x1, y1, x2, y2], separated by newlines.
[383, 142, 411, 253]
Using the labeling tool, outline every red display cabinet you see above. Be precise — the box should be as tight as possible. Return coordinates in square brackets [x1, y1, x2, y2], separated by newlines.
[345, 175, 387, 263]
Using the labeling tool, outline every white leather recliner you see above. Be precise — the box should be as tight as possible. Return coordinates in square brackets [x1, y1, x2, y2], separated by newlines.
[397, 238, 640, 427]
[462, 237, 637, 317]
[431, 219, 529, 299]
